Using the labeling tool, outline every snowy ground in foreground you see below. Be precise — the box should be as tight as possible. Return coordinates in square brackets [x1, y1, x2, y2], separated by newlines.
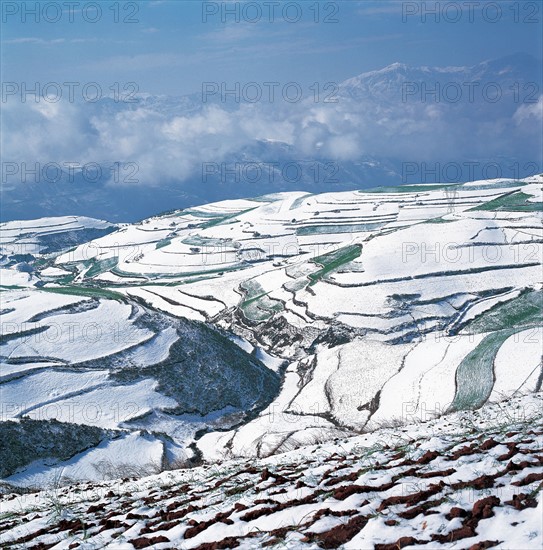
[1, 393, 542, 549]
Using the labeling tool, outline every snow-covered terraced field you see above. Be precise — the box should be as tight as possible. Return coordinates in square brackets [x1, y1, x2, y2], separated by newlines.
[1, 176, 542, 487]
[0, 217, 117, 261]
[0, 290, 280, 486]
[1, 393, 541, 549]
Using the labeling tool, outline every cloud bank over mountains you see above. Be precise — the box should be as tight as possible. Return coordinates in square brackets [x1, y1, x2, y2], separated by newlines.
[2, 54, 541, 221]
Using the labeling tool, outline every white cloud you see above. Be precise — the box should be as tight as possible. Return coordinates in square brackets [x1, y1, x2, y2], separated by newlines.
[513, 95, 543, 125]
[2, 70, 541, 188]
[4, 37, 65, 45]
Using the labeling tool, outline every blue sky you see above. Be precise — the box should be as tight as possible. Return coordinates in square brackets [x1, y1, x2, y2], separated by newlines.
[2, 0, 542, 96]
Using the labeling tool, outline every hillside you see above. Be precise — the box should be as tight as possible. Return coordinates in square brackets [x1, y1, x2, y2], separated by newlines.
[0, 393, 541, 549]
[0, 176, 542, 488]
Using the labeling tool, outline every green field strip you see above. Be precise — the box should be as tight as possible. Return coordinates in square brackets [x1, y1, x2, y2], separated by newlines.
[470, 191, 542, 212]
[296, 223, 384, 236]
[448, 329, 517, 412]
[85, 257, 119, 278]
[308, 244, 362, 285]
[41, 285, 125, 301]
[240, 279, 283, 322]
[464, 290, 543, 334]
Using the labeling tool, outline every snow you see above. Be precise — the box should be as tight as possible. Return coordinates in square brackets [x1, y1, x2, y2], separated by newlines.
[25, 379, 178, 429]
[1, 175, 542, 490]
[6, 432, 163, 487]
[1, 393, 542, 549]
[40, 266, 71, 277]
[0, 289, 91, 326]
[368, 333, 485, 427]
[2, 300, 154, 364]
[490, 327, 543, 400]
[0, 267, 37, 287]
[0, 370, 110, 420]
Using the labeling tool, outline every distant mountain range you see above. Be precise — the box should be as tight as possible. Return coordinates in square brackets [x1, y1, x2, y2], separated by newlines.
[2, 53, 541, 222]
